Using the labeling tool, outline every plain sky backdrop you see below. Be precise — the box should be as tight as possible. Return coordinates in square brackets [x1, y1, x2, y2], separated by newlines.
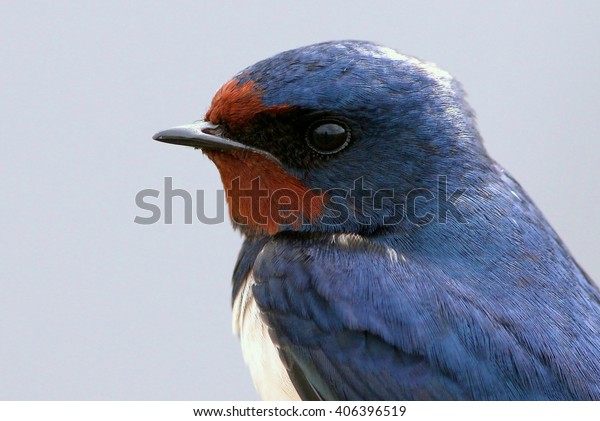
[1, 1, 599, 400]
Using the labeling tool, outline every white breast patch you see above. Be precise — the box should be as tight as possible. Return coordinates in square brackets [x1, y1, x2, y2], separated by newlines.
[232, 274, 301, 401]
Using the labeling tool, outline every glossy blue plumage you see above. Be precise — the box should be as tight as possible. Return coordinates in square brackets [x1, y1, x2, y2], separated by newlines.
[224, 41, 600, 400]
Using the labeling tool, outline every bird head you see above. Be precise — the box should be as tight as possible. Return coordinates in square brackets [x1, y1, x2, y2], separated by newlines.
[154, 41, 489, 236]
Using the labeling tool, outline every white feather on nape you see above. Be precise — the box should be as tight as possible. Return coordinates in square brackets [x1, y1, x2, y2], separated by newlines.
[232, 274, 301, 401]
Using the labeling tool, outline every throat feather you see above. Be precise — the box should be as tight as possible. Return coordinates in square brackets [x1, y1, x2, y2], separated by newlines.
[205, 150, 325, 235]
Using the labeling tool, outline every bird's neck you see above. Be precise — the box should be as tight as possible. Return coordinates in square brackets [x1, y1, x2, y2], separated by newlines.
[205, 150, 327, 236]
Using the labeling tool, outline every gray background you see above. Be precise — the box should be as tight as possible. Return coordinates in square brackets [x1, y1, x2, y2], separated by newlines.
[1, 1, 598, 400]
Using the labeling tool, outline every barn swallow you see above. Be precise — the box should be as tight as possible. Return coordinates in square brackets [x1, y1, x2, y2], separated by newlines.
[154, 41, 600, 400]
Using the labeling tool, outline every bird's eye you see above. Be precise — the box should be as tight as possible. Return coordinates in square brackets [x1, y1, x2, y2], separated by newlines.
[306, 120, 351, 155]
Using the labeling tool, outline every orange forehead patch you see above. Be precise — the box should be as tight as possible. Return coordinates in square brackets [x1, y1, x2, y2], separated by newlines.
[205, 79, 293, 129]
[204, 150, 326, 235]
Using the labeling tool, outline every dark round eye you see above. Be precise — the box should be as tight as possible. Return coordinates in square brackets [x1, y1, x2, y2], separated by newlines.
[306, 120, 351, 154]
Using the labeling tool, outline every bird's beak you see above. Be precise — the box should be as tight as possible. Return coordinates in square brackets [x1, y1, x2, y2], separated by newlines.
[152, 120, 282, 165]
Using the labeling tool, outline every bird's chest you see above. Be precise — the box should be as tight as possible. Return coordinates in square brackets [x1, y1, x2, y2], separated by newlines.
[232, 274, 300, 400]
